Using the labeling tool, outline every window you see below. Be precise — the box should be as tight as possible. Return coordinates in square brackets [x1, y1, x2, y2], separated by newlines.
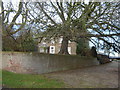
[51, 47, 54, 49]
[40, 48, 44, 53]
[51, 40, 55, 44]
[68, 47, 71, 54]
[68, 40, 71, 43]
[49, 46, 55, 54]
[59, 38, 63, 43]
[43, 42, 46, 44]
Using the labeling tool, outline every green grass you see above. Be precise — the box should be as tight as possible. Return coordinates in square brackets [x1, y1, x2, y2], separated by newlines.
[2, 70, 65, 88]
[0, 70, 2, 86]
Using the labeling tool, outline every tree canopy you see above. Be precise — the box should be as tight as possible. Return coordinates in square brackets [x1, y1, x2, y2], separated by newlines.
[1, 1, 120, 55]
[28, 1, 120, 54]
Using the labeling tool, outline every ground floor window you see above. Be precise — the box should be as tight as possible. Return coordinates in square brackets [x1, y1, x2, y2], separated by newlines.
[40, 48, 44, 53]
[49, 46, 55, 54]
[68, 47, 71, 54]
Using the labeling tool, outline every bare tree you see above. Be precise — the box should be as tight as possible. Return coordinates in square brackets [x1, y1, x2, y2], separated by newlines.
[28, 1, 120, 55]
[1, 1, 28, 36]
[1, 1, 120, 55]
[1, 1, 35, 51]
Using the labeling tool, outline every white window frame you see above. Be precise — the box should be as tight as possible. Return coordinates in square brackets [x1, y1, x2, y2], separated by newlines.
[59, 37, 63, 43]
[68, 40, 71, 43]
[51, 40, 55, 44]
[49, 46, 55, 54]
[68, 47, 71, 54]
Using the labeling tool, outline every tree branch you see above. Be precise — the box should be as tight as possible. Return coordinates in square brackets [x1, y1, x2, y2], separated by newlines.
[8, 2, 23, 30]
[38, 2, 57, 26]
[77, 33, 120, 38]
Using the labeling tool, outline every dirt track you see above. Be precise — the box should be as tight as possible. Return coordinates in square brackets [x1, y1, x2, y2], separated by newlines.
[44, 61, 119, 88]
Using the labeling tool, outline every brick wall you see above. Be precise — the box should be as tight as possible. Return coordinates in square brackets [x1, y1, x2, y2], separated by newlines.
[1, 52, 99, 74]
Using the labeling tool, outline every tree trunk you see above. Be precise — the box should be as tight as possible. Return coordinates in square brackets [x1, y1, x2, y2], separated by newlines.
[58, 36, 69, 55]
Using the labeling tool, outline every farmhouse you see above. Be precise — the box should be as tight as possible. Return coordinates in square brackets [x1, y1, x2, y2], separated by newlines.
[38, 36, 76, 55]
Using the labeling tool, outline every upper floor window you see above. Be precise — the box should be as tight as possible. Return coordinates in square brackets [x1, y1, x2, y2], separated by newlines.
[59, 38, 63, 43]
[51, 40, 55, 44]
[68, 40, 71, 43]
[59, 37, 71, 43]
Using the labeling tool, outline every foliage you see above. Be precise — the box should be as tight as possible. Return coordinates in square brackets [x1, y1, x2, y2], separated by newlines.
[76, 38, 90, 56]
[2, 36, 19, 51]
[1, 1, 37, 52]
[2, 30, 37, 52]
[2, 70, 65, 88]
[17, 30, 37, 52]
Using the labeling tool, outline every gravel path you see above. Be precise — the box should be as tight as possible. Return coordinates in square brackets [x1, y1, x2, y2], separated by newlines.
[44, 61, 119, 88]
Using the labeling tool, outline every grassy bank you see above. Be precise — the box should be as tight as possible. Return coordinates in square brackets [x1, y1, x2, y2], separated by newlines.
[2, 70, 65, 88]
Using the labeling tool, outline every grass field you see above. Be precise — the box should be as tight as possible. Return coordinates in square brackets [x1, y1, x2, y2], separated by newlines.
[2, 70, 65, 88]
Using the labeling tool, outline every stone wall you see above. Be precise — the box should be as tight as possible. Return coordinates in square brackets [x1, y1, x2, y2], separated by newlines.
[1, 52, 99, 74]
